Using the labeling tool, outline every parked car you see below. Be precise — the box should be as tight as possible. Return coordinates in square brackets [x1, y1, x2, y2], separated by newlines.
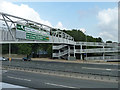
[0, 57, 8, 61]
[22, 57, 31, 61]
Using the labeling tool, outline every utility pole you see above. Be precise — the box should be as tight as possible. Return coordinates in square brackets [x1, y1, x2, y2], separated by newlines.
[9, 43, 11, 62]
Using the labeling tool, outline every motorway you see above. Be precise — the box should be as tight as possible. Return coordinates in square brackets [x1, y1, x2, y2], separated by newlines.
[2, 59, 119, 89]
[2, 59, 119, 76]
[2, 69, 118, 88]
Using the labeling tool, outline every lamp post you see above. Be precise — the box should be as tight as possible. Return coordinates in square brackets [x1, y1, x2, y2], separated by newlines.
[9, 43, 11, 59]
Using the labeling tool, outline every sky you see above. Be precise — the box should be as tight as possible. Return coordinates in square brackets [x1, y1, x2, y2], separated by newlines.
[0, 1, 118, 42]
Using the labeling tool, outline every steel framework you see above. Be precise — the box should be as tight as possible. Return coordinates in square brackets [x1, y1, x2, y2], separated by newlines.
[0, 12, 74, 43]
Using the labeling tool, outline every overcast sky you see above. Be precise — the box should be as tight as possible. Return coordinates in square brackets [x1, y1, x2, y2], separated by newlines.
[0, 1, 118, 42]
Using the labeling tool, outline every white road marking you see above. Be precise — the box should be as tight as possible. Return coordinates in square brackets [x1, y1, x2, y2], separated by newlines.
[7, 76, 31, 82]
[45, 82, 77, 88]
[82, 67, 119, 71]
[106, 69, 111, 71]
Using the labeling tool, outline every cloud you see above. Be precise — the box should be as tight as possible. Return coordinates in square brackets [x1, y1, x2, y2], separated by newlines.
[0, 1, 71, 31]
[99, 31, 115, 40]
[55, 21, 67, 30]
[55, 22, 87, 32]
[80, 28, 86, 33]
[0, 1, 52, 27]
[56, 22, 63, 29]
[97, 7, 118, 42]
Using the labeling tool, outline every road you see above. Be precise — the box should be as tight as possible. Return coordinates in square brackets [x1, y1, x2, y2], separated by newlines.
[2, 69, 118, 89]
[2, 59, 119, 76]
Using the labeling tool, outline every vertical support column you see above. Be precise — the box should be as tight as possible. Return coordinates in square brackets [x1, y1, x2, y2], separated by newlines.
[0, 44, 2, 57]
[103, 45, 105, 60]
[68, 45, 70, 60]
[74, 45, 75, 57]
[80, 45, 83, 60]
[58, 49, 61, 59]
[0, 29, 2, 41]
[86, 43, 87, 60]
[0, 44, 2, 87]
[68, 45, 70, 57]
[52, 44, 53, 59]
[9, 43, 11, 58]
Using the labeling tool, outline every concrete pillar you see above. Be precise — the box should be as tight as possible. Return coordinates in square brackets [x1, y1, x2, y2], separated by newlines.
[68, 45, 70, 57]
[103, 53, 105, 60]
[0, 29, 2, 41]
[86, 53, 87, 60]
[80, 45, 83, 60]
[74, 45, 75, 57]
[9, 43, 11, 58]
[0, 44, 2, 57]
[0, 44, 2, 86]
[52, 44, 53, 59]
[58, 49, 61, 59]
[103, 45, 105, 60]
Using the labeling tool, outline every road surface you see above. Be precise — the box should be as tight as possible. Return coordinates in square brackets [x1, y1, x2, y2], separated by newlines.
[2, 69, 118, 89]
[2, 60, 119, 77]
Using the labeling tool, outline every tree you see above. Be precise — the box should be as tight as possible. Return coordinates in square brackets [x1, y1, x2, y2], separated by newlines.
[62, 29, 103, 42]
[2, 44, 9, 54]
[17, 44, 32, 55]
[106, 41, 112, 43]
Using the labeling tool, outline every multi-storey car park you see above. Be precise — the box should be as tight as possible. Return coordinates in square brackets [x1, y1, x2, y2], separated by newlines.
[53, 42, 119, 61]
[0, 12, 119, 61]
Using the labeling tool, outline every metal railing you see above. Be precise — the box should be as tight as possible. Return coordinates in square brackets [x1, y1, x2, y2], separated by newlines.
[85, 56, 119, 60]
[75, 48, 119, 53]
[53, 49, 68, 57]
[75, 42, 118, 47]
[53, 45, 67, 49]
[60, 50, 68, 56]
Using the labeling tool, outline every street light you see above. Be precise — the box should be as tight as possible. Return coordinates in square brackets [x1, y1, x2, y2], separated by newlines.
[9, 43, 11, 59]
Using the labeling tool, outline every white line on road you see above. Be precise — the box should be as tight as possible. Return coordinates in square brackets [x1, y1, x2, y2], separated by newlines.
[82, 67, 120, 71]
[106, 69, 111, 71]
[7, 76, 31, 82]
[45, 82, 77, 88]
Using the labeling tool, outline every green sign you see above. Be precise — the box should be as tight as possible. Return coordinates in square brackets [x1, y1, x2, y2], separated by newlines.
[16, 24, 49, 41]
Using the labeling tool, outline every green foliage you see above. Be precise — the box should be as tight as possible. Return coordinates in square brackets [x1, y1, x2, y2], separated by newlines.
[63, 29, 103, 42]
[2, 44, 8, 54]
[47, 44, 52, 58]
[106, 41, 112, 43]
[17, 44, 32, 55]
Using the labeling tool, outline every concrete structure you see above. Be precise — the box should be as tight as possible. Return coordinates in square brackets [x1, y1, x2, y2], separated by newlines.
[53, 42, 119, 60]
[0, 12, 119, 61]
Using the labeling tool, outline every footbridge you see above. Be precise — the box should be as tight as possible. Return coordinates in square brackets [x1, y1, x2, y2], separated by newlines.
[0, 12, 74, 44]
[0, 12, 119, 60]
